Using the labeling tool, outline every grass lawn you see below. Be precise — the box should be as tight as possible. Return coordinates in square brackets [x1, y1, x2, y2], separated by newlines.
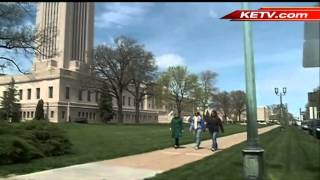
[148, 127, 320, 180]
[0, 122, 262, 177]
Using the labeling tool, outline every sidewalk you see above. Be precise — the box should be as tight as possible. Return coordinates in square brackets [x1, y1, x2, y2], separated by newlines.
[6, 125, 279, 180]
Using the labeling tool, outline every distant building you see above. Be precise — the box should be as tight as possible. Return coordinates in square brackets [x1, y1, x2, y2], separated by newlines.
[257, 106, 270, 123]
[307, 90, 320, 119]
[238, 106, 271, 123]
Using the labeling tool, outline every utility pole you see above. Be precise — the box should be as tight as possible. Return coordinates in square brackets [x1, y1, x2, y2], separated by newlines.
[241, 2, 264, 180]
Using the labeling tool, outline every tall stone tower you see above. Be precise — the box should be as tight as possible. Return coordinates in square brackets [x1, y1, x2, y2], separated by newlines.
[32, 2, 94, 73]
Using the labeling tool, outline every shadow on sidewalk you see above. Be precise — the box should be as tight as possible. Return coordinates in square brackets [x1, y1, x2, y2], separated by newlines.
[172, 146, 187, 149]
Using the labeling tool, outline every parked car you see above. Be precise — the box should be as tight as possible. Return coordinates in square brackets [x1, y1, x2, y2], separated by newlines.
[308, 119, 320, 139]
[301, 120, 313, 130]
[294, 120, 302, 126]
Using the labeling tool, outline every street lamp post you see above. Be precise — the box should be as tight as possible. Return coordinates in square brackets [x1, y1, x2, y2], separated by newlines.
[274, 87, 287, 128]
[242, 2, 264, 180]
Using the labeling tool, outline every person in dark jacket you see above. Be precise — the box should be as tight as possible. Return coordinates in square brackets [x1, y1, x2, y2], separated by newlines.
[170, 112, 183, 149]
[206, 110, 224, 151]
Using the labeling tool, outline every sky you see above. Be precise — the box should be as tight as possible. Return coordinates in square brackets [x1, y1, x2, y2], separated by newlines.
[6, 2, 320, 117]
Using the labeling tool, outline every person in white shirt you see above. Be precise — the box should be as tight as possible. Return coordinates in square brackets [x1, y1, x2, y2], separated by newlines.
[189, 112, 205, 150]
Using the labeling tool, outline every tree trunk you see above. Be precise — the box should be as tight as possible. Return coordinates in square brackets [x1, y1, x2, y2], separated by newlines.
[117, 90, 124, 123]
[202, 105, 206, 117]
[134, 86, 141, 124]
[135, 100, 140, 124]
[176, 101, 182, 118]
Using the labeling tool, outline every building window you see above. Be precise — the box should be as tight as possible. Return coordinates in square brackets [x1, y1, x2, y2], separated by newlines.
[23, 112, 26, 118]
[27, 89, 31, 99]
[62, 111, 65, 119]
[86, 112, 88, 118]
[27, 112, 30, 118]
[89, 112, 92, 120]
[87, 90, 91, 102]
[65, 87, 70, 99]
[148, 103, 151, 108]
[93, 113, 96, 120]
[122, 96, 125, 106]
[78, 90, 82, 101]
[31, 111, 34, 118]
[36, 88, 40, 99]
[82, 112, 84, 117]
[128, 97, 131, 106]
[95, 91, 99, 102]
[48, 86, 53, 98]
[78, 112, 81, 117]
[19, 89, 23, 100]
[50, 111, 54, 118]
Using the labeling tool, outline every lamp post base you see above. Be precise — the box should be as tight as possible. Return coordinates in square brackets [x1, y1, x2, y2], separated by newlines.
[242, 147, 264, 180]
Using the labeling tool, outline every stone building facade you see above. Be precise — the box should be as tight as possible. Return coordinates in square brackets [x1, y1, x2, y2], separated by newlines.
[0, 2, 159, 123]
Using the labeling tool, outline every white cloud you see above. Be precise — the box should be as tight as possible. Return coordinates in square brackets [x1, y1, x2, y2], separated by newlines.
[156, 53, 185, 69]
[95, 3, 152, 28]
[209, 9, 218, 19]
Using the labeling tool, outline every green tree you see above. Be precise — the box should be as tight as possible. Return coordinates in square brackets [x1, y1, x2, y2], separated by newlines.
[267, 104, 290, 125]
[34, 99, 44, 120]
[93, 36, 151, 123]
[98, 84, 114, 123]
[193, 70, 218, 116]
[211, 91, 232, 122]
[230, 90, 246, 122]
[157, 66, 198, 118]
[126, 43, 157, 123]
[0, 77, 21, 122]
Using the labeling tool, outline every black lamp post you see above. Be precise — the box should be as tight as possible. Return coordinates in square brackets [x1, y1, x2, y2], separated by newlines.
[274, 87, 287, 128]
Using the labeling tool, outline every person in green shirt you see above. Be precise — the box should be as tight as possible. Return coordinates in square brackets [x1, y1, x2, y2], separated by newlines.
[170, 112, 183, 149]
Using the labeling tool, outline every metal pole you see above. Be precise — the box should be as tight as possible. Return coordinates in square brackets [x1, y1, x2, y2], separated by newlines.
[280, 94, 283, 127]
[242, 2, 264, 180]
[299, 108, 302, 120]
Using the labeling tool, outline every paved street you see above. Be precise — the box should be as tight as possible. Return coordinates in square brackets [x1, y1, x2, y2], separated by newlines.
[5, 125, 279, 180]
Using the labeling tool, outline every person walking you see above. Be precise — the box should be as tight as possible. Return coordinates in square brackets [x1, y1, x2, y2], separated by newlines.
[206, 110, 224, 151]
[190, 112, 205, 150]
[170, 112, 183, 149]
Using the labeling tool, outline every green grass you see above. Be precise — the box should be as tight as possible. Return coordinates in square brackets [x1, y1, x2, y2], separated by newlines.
[148, 127, 320, 180]
[0, 123, 256, 177]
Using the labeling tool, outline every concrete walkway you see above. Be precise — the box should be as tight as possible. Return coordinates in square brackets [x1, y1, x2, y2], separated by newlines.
[6, 125, 279, 180]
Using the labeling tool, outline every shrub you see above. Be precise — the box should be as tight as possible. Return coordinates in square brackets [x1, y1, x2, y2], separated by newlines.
[22, 121, 72, 156]
[0, 121, 72, 165]
[0, 135, 44, 165]
[34, 99, 45, 120]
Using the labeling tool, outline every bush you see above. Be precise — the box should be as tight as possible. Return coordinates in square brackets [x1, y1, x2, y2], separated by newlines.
[74, 117, 88, 124]
[0, 135, 44, 164]
[34, 99, 45, 120]
[22, 121, 72, 156]
[0, 121, 72, 165]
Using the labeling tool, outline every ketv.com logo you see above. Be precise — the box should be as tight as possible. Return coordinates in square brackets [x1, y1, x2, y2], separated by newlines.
[221, 7, 320, 21]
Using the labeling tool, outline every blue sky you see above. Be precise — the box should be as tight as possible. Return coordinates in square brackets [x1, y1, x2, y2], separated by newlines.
[94, 2, 319, 117]
[7, 2, 320, 117]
